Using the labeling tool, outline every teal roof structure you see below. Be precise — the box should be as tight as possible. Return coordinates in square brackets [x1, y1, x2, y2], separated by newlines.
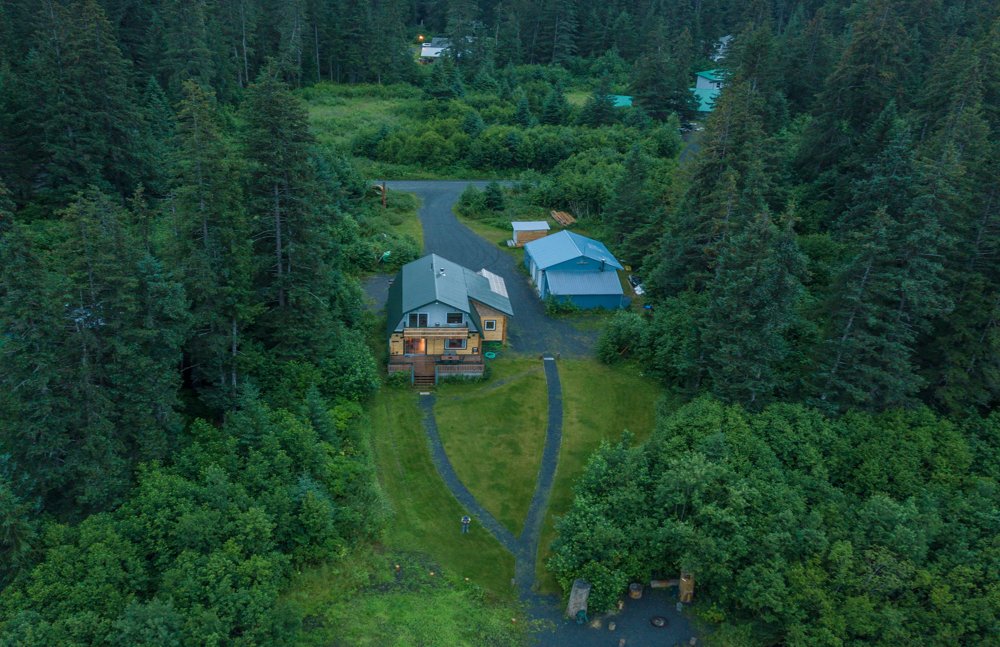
[692, 87, 720, 112]
[386, 254, 513, 336]
[524, 231, 624, 271]
[696, 69, 724, 82]
[546, 271, 623, 296]
[610, 95, 633, 108]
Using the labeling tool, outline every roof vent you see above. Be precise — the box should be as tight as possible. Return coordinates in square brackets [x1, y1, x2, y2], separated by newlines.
[438, 268, 446, 278]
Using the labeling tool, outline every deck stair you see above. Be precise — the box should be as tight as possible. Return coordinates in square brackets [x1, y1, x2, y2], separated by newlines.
[413, 375, 436, 387]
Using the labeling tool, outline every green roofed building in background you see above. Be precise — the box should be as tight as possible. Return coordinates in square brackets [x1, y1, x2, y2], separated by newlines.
[691, 69, 724, 113]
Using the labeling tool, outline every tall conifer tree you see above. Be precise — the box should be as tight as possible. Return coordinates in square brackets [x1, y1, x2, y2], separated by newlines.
[170, 81, 256, 408]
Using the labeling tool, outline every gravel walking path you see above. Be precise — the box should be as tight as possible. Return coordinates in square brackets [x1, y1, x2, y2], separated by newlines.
[416, 354, 561, 600]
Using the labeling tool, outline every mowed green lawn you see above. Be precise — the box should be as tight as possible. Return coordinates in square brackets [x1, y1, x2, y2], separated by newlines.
[435, 357, 548, 536]
[368, 387, 516, 594]
[535, 359, 664, 592]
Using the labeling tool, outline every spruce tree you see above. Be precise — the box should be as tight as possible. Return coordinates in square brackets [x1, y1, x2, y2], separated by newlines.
[241, 66, 342, 358]
[514, 93, 536, 127]
[800, 0, 911, 175]
[25, 0, 145, 204]
[631, 24, 697, 121]
[817, 198, 951, 410]
[0, 191, 187, 512]
[647, 79, 768, 295]
[170, 81, 256, 409]
[540, 84, 570, 125]
[603, 145, 658, 266]
[578, 76, 616, 127]
[701, 210, 806, 409]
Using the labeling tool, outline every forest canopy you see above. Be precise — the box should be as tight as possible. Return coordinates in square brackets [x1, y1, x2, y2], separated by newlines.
[1, 0, 999, 644]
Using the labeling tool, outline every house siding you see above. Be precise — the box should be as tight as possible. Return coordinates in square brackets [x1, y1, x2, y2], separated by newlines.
[391, 301, 477, 333]
[513, 229, 549, 246]
[472, 302, 508, 343]
[389, 332, 482, 356]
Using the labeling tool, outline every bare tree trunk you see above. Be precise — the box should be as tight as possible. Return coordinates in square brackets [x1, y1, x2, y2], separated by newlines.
[230, 316, 239, 388]
[274, 184, 285, 307]
[822, 255, 875, 399]
[240, 1, 250, 86]
[314, 23, 321, 84]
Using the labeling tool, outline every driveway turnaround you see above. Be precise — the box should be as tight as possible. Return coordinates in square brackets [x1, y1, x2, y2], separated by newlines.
[384, 180, 599, 357]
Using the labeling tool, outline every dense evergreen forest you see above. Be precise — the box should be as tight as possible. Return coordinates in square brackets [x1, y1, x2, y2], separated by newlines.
[0, 0, 998, 645]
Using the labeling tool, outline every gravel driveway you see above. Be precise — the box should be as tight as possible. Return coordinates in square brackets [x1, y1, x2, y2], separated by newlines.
[379, 180, 599, 357]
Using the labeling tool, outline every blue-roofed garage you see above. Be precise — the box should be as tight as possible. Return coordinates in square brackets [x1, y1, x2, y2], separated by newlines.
[523, 231, 628, 310]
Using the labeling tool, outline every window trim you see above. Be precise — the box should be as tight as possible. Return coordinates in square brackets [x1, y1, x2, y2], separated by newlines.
[407, 312, 428, 328]
[484, 319, 497, 331]
[446, 312, 464, 325]
[445, 338, 467, 350]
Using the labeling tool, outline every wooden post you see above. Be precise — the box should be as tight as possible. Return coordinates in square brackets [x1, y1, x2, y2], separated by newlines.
[382, 181, 387, 209]
[679, 572, 694, 603]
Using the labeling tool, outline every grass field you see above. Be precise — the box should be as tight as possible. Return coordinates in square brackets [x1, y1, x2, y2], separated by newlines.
[284, 548, 528, 646]
[435, 357, 548, 536]
[535, 359, 666, 593]
[368, 388, 516, 594]
[383, 190, 423, 249]
[301, 83, 420, 150]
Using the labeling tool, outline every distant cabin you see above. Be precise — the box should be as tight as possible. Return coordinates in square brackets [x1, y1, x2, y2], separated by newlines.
[691, 69, 723, 113]
[523, 231, 627, 310]
[610, 95, 633, 108]
[511, 221, 550, 247]
[419, 38, 451, 63]
[387, 254, 513, 384]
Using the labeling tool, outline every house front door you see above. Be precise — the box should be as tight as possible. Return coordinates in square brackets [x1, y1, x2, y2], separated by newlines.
[404, 338, 426, 355]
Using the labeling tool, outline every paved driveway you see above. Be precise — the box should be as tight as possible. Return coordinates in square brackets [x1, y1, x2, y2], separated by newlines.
[375, 181, 599, 357]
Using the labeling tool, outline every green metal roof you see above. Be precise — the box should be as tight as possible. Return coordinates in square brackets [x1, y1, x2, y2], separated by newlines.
[692, 87, 720, 112]
[696, 69, 723, 82]
[386, 254, 513, 337]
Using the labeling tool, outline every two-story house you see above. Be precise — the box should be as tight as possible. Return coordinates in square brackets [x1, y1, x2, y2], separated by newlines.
[386, 254, 513, 384]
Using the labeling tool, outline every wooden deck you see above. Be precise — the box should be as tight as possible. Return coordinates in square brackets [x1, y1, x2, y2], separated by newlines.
[389, 354, 484, 381]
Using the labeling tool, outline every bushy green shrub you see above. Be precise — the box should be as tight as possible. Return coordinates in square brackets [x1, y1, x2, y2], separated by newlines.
[456, 185, 486, 218]
[597, 311, 648, 363]
[544, 296, 581, 315]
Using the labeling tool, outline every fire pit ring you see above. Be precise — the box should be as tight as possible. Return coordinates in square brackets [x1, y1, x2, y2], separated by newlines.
[650, 616, 668, 628]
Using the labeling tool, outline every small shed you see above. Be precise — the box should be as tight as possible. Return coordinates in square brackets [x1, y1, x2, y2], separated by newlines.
[511, 221, 550, 247]
[419, 38, 451, 63]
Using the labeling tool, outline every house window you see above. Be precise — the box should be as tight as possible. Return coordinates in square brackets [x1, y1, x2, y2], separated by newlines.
[446, 312, 464, 325]
[446, 338, 467, 350]
[408, 313, 428, 327]
[484, 320, 497, 331]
